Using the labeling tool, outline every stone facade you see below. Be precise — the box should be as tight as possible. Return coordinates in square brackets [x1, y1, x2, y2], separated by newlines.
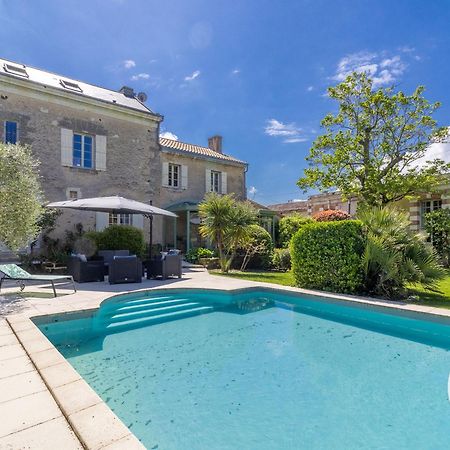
[0, 66, 163, 248]
[159, 143, 247, 251]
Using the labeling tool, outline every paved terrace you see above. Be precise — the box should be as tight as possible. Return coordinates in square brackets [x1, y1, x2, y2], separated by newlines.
[1, 267, 450, 449]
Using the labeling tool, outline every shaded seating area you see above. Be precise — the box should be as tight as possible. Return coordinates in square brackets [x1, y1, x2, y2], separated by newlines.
[0, 264, 76, 297]
[146, 253, 182, 279]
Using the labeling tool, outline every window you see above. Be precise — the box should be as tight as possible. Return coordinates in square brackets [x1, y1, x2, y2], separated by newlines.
[60, 79, 82, 92]
[69, 190, 78, 199]
[4, 121, 17, 144]
[211, 170, 221, 193]
[109, 213, 133, 226]
[168, 163, 181, 188]
[73, 133, 93, 168]
[3, 63, 28, 78]
[420, 199, 442, 227]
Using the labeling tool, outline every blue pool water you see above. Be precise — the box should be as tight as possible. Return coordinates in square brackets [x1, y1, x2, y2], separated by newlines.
[37, 289, 450, 449]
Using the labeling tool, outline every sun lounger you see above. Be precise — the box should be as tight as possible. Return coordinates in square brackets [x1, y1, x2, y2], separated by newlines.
[0, 264, 76, 297]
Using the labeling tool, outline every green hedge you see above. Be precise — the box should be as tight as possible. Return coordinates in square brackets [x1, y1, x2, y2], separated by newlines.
[291, 220, 364, 293]
[278, 214, 313, 247]
[85, 225, 145, 257]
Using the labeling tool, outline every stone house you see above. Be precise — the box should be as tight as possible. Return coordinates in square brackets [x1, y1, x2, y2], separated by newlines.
[0, 57, 248, 254]
[269, 186, 450, 231]
[159, 136, 247, 252]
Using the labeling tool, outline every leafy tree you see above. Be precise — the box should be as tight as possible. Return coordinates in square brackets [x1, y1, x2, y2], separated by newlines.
[199, 193, 257, 272]
[239, 224, 273, 271]
[424, 208, 450, 266]
[298, 72, 449, 206]
[278, 214, 313, 247]
[0, 143, 44, 251]
[358, 206, 445, 298]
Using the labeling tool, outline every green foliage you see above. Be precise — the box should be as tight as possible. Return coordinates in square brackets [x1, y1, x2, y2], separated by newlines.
[0, 143, 44, 250]
[199, 193, 257, 272]
[85, 225, 145, 257]
[185, 247, 215, 264]
[313, 209, 350, 222]
[297, 72, 449, 207]
[358, 206, 445, 298]
[272, 248, 291, 271]
[278, 214, 313, 248]
[291, 220, 365, 293]
[424, 208, 450, 266]
[238, 224, 273, 270]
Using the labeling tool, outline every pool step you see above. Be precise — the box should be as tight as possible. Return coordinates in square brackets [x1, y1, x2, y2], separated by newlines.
[105, 305, 214, 331]
[102, 295, 176, 311]
[103, 298, 191, 316]
[108, 302, 204, 323]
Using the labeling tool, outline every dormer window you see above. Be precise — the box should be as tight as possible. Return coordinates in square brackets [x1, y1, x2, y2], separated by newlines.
[60, 79, 82, 92]
[3, 63, 28, 78]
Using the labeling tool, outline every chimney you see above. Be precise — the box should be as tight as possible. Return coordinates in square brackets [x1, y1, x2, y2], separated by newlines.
[208, 135, 222, 154]
[119, 86, 136, 98]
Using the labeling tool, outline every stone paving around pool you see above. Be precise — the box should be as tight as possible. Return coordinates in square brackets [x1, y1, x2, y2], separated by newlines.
[1, 267, 449, 449]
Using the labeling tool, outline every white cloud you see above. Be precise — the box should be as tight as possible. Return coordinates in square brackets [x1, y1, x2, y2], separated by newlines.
[160, 131, 179, 140]
[184, 70, 201, 81]
[415, 141, 450, 168]
[264, 119, 307, 144]
[332, 51, 407, 87]
[131, 73, 150, 81]
[123, 59, 136, 69]
[307, 85, 314, 92]
[232, 68, 240, 75]
[248, 186, 258, 196]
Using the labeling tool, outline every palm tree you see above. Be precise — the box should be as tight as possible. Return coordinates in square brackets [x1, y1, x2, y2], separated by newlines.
[358, 205, 445, 298]
[199, 193, 256, 272]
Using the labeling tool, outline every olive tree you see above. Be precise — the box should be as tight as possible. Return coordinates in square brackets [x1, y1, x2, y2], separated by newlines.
[0, 143, 44, 250]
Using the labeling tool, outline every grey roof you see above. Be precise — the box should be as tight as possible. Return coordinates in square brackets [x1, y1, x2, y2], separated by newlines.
[160, 137, 247, 165]
[0, 57, 158, 116]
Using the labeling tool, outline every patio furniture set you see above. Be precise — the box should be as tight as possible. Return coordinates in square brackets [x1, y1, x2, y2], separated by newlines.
[67, 249, 182, 284]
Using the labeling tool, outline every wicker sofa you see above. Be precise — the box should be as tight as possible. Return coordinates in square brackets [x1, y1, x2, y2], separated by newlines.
[146, 254, 182, 280]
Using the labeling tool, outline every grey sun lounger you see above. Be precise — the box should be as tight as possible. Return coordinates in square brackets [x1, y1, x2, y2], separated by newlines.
[0, 264, 76, 297]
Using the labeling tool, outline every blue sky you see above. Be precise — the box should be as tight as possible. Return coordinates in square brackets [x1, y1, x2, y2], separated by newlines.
[1, 0, 450, 205]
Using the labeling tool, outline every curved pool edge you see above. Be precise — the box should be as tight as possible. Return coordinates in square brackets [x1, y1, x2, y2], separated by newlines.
[4, 275, 450, 449]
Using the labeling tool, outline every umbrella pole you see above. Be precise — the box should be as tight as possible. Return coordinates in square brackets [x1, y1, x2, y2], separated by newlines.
[149, 215, 153, 260]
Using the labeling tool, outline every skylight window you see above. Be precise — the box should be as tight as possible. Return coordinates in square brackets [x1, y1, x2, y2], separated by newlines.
[3, 63, 28, 78]
[60, 79, 82, 92]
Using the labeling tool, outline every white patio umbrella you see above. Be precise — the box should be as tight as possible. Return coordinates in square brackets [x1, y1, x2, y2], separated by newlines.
[46, 196, 177, 259]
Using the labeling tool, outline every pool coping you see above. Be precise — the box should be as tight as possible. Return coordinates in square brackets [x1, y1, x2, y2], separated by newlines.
[5, 277, 450, 449]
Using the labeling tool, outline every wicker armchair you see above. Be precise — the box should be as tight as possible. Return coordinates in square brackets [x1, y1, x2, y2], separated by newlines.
[146, 254, 182, 280]
[67, 256, 105, 283]
[109, 256, 142, 284]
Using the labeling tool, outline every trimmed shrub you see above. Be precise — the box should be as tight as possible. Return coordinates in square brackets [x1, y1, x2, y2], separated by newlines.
[278, 214, 313, 248]
[185, 247, 215, 264]
[291, 220, 364, 293]
[272, 248, 291, 271]
[85, 225, 145, 257]
[313, 209, 350, 222]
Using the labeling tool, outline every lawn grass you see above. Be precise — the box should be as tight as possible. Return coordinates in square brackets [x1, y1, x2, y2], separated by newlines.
[211, 270, 450, 309]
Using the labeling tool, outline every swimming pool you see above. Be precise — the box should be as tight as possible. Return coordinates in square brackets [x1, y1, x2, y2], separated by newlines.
[36, 288, 450, 449]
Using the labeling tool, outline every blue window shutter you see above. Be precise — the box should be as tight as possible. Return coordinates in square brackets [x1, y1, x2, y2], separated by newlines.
[4, 121, 17, 144]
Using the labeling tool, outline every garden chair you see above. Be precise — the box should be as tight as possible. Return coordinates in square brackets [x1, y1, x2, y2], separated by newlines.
[0, 264, 76, 297]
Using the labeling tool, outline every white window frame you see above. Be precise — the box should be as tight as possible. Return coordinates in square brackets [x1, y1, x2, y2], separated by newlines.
[73, 133, 94, 169]
[420, 199, 442, 228]
[168, 163, 181, 188]
[109, 213, 133, 226]
[211, 170, 221, 193]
